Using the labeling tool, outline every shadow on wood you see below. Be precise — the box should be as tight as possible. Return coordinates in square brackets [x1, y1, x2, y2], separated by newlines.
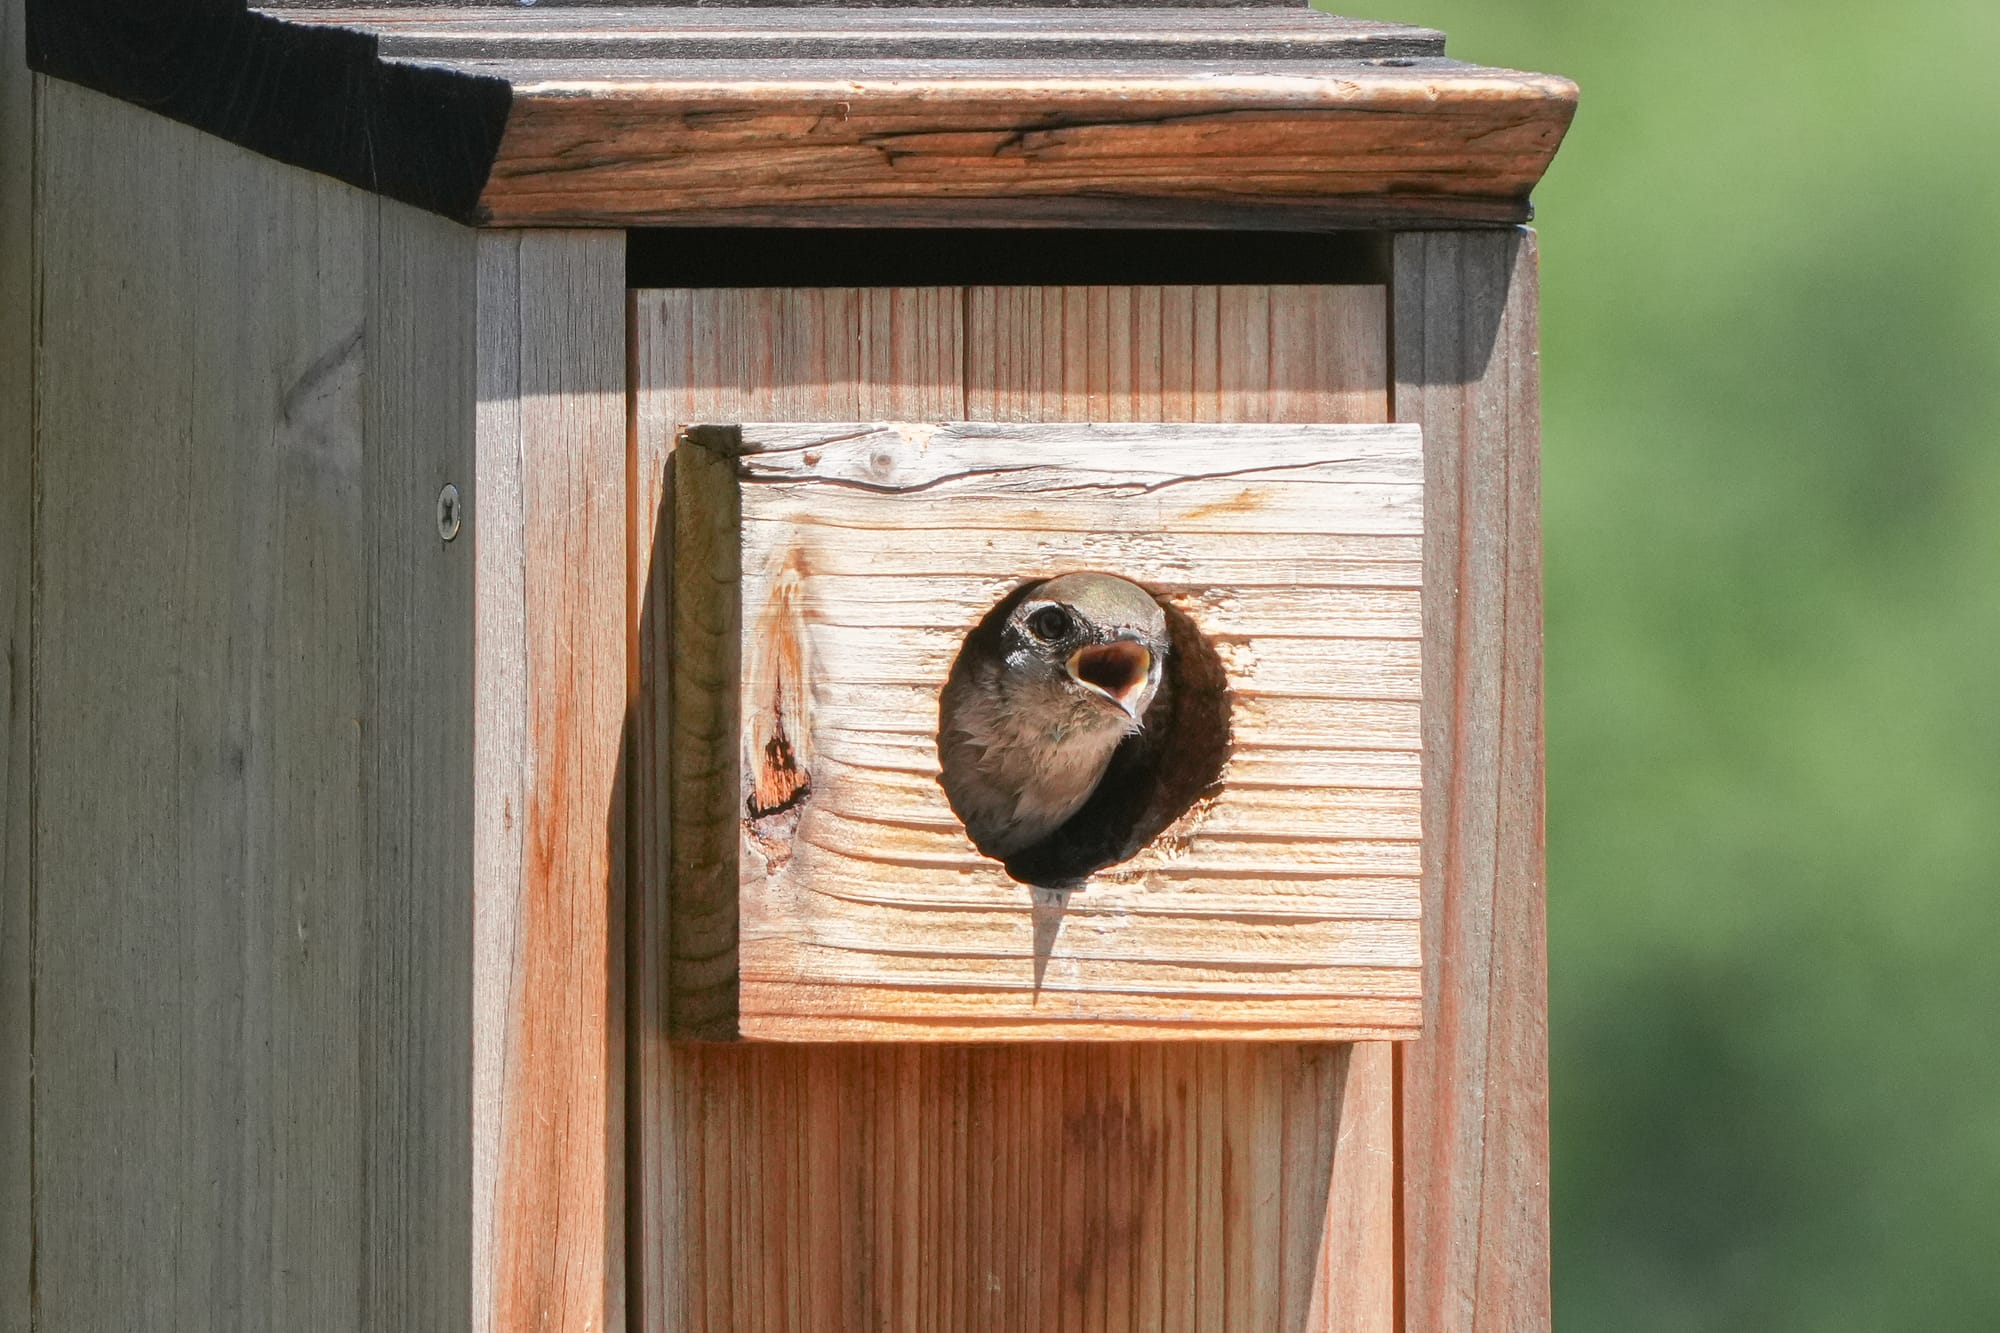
[1393, 229, 1522, 388]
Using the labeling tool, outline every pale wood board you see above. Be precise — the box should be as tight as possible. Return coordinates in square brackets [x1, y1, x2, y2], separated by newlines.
[675, 419, 1426, 1039]
[0, 2, 32, 1326]
[29, 82, 475, 1330]
[473, 230, 628, 1333]
[632, 284, 1398, 1329]
[1393, 229, 1551, 1331]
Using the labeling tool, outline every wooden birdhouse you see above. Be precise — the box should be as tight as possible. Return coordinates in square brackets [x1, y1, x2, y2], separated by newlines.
[4, 1, 1574, 1329]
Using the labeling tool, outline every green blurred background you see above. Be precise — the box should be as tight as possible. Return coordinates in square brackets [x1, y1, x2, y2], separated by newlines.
[1328, 0, 2000, 1326]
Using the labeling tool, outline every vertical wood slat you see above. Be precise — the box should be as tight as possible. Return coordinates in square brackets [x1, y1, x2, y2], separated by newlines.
[28, 82, 477, 1332]
[474, 230, 628, 1333]
[0, 3, 34, 1324]
[665, 428, 743, 1045]
[39, 81, 364, 1331]
[366, 194, 481, 1333]
[1393, 229, 1551, 1333]
[633, 295, 688, 1330]
[631, 284, 1395, 1330]
[964, 285, 1386, 424]
[1318, 1042, 1398, 1332]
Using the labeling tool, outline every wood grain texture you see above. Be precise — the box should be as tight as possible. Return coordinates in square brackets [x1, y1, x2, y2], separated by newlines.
[0, 2, 32, 1326]
[631, 283, 1398, 1328]
[667, 434, 746, 1042]
[658, 1042, 1388, 1331]
[674, 420, 1425, 1041]
[483, 66, 1575, 229]
[637, 287, 967, 1046]
[365, 186, 481, 1333]
[1392, 230, 1550, 1332]
[965, 284, 1387, 424]
[29, 82, 477, 1331]
[473, 230, 628, 1333]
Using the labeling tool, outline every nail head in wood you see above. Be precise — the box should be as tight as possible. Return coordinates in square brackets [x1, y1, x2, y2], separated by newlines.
[436, 483, 462, 542]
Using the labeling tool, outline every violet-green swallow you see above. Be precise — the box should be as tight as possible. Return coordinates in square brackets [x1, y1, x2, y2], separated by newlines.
[938, 572, 1169, 860]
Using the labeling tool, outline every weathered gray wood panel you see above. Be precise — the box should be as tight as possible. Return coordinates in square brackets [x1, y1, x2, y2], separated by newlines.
[1, 0, 33, 1326]
[30, 82, 479, 1331]
[366, 177, 482, 1332]
[1392, 229, 1551, 1332]
[27, 87, 627, 1332]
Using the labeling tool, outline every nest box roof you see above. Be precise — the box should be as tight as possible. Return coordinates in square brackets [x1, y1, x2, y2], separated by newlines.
[29, 2, 1577, 228]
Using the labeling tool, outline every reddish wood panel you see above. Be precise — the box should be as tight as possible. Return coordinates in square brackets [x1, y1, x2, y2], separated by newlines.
[631, 284, 1397, 1330]
[473, 231, 628, 1333]
[489, 71, 1574, 229]
[964, 286, 1386, 425]
[1392, 229, 1551, 1332]
[656, 1043, 1380, 1332]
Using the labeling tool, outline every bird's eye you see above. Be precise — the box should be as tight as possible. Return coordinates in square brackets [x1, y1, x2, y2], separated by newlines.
[1025, 605, 1073, 642]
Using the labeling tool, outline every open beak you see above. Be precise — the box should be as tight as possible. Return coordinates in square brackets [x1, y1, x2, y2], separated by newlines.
[1066, 640, 1154, 719]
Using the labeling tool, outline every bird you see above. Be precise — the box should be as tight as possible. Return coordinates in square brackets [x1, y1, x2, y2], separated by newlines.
[937, 572, 1170, 862]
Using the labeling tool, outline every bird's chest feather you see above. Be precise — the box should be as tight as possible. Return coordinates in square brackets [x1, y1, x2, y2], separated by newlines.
[968, 676, 1128, 823]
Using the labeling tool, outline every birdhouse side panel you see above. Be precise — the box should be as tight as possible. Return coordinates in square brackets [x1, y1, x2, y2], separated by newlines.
[676, 420, 1425, 1041]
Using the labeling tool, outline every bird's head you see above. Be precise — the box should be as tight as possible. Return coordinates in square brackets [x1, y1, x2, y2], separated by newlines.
[1000, 573, 1168, 731]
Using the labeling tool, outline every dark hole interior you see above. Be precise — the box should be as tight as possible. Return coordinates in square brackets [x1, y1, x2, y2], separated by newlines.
[937, 578, 1233, 889]
[627, 228, 1389, 289]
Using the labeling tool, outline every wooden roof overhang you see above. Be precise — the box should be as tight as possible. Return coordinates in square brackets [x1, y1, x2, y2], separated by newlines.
[28, 2, 1577, 229]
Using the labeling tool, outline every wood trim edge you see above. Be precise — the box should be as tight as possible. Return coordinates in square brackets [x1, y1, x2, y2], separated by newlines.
[483, 71, 1576, 230]
[1391, 227, 1552, 1331]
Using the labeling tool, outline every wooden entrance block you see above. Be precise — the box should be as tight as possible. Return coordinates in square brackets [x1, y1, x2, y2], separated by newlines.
[670, 420, 1425, 1040]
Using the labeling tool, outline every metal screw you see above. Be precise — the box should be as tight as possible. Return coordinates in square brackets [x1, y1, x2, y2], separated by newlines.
[436, 484, 463, 542]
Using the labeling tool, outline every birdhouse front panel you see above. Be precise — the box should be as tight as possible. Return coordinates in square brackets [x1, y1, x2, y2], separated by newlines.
[671, 420, 1424, 1041]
